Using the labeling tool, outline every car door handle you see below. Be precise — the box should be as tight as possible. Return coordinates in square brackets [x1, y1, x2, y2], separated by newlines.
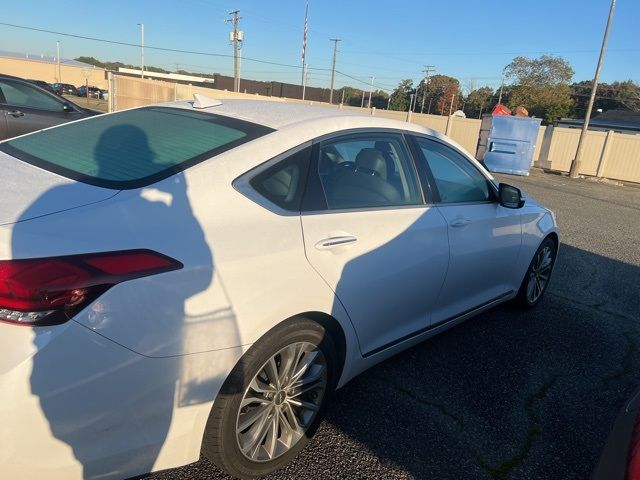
[315, 235, 358, 250]
[6, 110, 24, 117]
[449, 217, 472, 228]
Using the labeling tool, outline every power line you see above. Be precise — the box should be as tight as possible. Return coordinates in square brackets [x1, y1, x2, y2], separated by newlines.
[0, 22, 334, 72]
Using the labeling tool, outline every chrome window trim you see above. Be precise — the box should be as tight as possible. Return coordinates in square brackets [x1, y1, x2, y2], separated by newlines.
[300, 203, 435, 217]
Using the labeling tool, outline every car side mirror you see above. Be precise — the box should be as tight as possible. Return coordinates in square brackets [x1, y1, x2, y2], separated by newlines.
[498, 183, 525, 209]
[62, 103, 74, 113]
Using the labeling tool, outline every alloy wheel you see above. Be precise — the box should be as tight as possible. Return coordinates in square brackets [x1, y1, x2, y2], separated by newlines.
[526, 245, 554, 303]
[236, 341, 327, 462]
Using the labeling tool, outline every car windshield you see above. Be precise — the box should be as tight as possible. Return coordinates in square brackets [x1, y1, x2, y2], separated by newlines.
[0, 106, 273, 189]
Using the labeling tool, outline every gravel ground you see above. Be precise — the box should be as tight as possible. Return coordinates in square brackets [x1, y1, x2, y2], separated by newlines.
[150, 169, 640, 480]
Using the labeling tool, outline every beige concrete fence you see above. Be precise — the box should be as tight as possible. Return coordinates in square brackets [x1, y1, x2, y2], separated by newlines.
[533, 126, 640, 183]
[0, 55, 108, 88]
[109, 74, 640, 184]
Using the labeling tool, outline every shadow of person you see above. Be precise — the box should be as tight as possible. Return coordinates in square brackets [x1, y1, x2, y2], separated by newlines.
[13, 125, 214, 479]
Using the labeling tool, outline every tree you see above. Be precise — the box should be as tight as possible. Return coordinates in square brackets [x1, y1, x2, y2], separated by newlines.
[417, 74, 460, 115]
[503, 55, 574, 124]
[370, 90, 390, 109]
[571, 80, 640, 118]
[465, 86, 495, 118]
[389, 79, 413, 111]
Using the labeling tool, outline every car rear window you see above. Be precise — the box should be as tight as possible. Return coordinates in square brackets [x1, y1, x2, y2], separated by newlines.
[0, 106, 274, 189]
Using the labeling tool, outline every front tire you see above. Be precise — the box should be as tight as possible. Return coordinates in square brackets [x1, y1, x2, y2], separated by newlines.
[515, 236, 557, 309]
[202, 318, 338, 479]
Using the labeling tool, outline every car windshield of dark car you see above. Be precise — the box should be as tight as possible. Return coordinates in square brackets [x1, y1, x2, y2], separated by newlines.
[0, 106, 274, 189]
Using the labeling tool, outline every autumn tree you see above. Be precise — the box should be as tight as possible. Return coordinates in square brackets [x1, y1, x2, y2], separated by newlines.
[503, 55, 574, 124]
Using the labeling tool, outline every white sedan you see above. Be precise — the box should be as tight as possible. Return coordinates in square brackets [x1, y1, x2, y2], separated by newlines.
[0, 97, 559, 480]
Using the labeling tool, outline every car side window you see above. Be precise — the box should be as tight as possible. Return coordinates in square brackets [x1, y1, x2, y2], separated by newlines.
[416, 137, 491, 203]
[249, 145, 311, 212]
[0, 80, 63, 112]
[317, 134, 422, 210]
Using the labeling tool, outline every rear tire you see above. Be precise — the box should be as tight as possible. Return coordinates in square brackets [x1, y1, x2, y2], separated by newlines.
[202, 318, 338, 479]
[514, 236, 557, 309]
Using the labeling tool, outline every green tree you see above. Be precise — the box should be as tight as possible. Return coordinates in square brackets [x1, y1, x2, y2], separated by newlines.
[370, 89, 390, 109]
[389, 79, 413, 111]
[464, 86, 495, 118]
[571, 80, 640, 118]
[503, 55, 574, 124]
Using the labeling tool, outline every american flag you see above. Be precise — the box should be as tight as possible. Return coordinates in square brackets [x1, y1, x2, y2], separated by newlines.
[301, 1, 308, 61]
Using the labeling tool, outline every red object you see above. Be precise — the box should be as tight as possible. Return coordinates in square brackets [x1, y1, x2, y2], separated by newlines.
[0, 250, 182, 326]
[492, 104, 512, 116]
[628, 413, 640, 479]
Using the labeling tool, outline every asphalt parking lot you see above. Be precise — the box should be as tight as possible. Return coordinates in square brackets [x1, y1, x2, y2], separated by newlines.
[151, 169, 640, 480]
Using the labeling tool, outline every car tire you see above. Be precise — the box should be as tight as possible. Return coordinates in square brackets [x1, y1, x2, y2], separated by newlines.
[202, 318, 338, 479]
[514, 236, 557, 309]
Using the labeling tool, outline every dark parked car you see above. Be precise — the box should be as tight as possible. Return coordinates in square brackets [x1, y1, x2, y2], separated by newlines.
[76, 85, 103, 99]
[593, 387, 640, 479]
[52, 83, 78, 96]
[27, 79, 55, 93]
[0, 74, 100, 140]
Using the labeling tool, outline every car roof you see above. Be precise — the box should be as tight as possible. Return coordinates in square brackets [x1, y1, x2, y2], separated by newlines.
[164, 98, 439, 135]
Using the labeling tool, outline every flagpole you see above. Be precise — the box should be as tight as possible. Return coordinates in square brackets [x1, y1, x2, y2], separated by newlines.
[301, 1, 308, 86]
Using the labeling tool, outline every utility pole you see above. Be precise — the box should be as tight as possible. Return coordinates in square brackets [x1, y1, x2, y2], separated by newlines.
[137, 23, 144, 78]
[448, 93, 455, 116]
[420, 65, 435, 113]
[367, 76, 374, 108]
[56, 41, 61, 82]
[497, 75, 504, 104]
[328, 38, 340, 104]
[387, 96, 391, 110]
[302, 64, 309, 101]
[227, 10, 242, 92]
[570, 0, 616, 178]
[360, 90, 365, 108]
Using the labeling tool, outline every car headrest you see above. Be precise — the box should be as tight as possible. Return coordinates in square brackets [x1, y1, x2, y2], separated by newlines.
[374, 141, 393, 154]
[355, 148, 387, 180]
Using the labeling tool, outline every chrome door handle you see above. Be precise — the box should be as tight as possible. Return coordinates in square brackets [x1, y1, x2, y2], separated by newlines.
[315, 235, 358, 250]
[7, 110, 24, 117]
[449, 217, 472, 228]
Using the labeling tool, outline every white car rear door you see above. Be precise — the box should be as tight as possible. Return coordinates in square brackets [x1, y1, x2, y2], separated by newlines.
[300, 132, 449, 357]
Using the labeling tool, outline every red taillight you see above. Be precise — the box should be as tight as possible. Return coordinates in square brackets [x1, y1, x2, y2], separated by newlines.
[628, 412, 640, 479]
[0, 250, 182, 326]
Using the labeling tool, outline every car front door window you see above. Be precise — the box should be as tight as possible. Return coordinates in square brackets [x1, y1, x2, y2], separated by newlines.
[416, 137, 491, 203]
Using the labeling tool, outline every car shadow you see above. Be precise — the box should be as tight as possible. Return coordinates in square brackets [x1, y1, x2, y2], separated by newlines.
[261, 242, 640, 480]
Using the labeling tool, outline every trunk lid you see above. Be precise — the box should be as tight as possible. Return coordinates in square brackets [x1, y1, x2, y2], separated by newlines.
[0, 150, 118, 225]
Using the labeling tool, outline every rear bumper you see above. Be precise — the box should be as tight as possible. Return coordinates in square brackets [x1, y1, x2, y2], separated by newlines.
[0, 319, 244, 480]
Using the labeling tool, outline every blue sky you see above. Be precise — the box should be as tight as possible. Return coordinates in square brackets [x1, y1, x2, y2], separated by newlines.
[2, 0, 638, 93]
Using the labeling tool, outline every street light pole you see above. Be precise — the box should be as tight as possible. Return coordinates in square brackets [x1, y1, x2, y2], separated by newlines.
[56, 41, 61, 82]
[137, 23, 144, 79]
[569, 0, 616, 178]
